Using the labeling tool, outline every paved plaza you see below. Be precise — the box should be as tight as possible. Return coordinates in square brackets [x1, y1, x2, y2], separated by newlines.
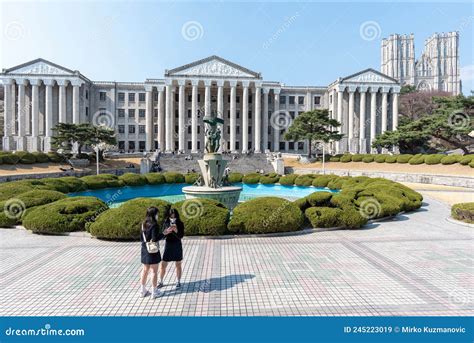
[0, 195, 472, 316]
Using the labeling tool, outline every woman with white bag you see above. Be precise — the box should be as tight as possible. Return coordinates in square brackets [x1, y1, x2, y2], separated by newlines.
[139, 206, 171, 298]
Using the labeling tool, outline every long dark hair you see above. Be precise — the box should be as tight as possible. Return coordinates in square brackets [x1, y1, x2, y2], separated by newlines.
[143, 206, 159, 231]
[167, 208, 181, 224]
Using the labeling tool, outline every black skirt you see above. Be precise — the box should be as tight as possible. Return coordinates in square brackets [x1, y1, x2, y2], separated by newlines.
[162, 240, 183, 262]
[141, 242, 161, 265]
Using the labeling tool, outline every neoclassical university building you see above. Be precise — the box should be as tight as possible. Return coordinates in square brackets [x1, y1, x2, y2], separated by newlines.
[2, 30, 460, 156]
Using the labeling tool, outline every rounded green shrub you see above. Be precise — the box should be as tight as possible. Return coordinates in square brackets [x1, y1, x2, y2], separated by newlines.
[459, 155, 474, 165]
[0, 189, 66, 227]
[330, 193, 355, 209]
[119, 173, 147, 186]
[23, 196, 107, 234]
[451, 202, 474, 224]
[59, 177, 87, 192]
[242, 173, 261, 184]
[329, 156, 340, 162]
[15, 152, 36, 164]
[31, 152, 50, 163]
[374, 154, 388, 163]
[81, 174, 125, 189]
[305, 207, 343, 228]
[408, 154, 425, 165]
[173, 199, 229, 235]
[327, 176, 351, 190]
[228, 197, 304, 234]
[0, 153, 20, 164]
[396, 154, 413, 163]
[47, 152, 64, 163]
[306, 191, 333, 207]
[362, 155, 375, 163]
[312, 175, 338, 187]
[440, 155, 461, 165]
[0, 182, 36, 201]
[339, 208, 368, 228]
[351, 154, 364, 162]
[470, 160, 474, 168]
[185, 173, 200, 184]
[144, 173, 165, 185]
[424, 154, 444, 165]
[259, 173, 280, 184]
[385, 155, 397, 163]
[294, 174, 315, 186]
[39, 178, 71, 193]
[279, 174, 298, 185]
[228, 172, 243, 183]
[163, 172, 185, 184]
[340, 154, 352, 163]
[87, 198, 170, 240]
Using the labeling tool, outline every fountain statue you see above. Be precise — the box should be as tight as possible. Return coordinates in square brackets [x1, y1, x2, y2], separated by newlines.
[182, 113, 242, 210]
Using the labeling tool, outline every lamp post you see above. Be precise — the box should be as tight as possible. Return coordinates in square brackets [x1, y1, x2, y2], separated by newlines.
[92, 142, 109, 175]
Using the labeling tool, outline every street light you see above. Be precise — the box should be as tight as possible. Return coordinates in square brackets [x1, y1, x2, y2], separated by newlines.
[92, 142, 109, 175]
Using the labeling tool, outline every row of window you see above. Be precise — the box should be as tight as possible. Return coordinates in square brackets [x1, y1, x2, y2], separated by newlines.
[117, 124, 280, 135]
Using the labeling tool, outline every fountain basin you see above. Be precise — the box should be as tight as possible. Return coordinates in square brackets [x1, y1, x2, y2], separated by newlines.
[182, 185, 242, 210]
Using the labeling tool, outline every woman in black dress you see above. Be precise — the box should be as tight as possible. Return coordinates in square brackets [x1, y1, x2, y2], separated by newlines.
[158, 208, 185, 289]
[140, 206, 170, 298]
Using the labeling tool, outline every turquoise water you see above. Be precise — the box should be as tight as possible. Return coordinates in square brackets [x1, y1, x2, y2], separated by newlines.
[69, 183, 337, 207]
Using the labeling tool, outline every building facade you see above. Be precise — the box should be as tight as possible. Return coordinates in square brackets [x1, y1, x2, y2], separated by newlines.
[381, 31, 461, 95]
[1, 55, 400, 155]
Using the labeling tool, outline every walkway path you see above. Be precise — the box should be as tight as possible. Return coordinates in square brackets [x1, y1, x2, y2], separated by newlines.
[0, 196, 472, 316]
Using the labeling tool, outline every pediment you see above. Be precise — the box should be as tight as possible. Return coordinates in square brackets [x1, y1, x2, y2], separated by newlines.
[5, 59, 75, 75]
[342, 69, 397, 84]
[167, 56, 259, 78]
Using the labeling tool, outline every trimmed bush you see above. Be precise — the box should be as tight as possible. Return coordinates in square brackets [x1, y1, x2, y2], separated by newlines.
[144, 173, 165, 185]
[228, 172, 243, 183]
[23, 196, 107, 234]
[0, 182, 36, 201]
[185, 173, 200, 184]
[81, 174, 125, 189]
[173, 199, 229, 235]
[59, 177, 87, 192]
[459, 155, 474, 165]
[279, 174, 298, 185]
[396, 154, 413, 163]
[362, 155, 375, 163]
[228, 197, 304, 234]
[374, 154, 388, 163]
[39, 178, 71, 193]
[424, 154, 444, 165]
[340, 154, 352, 163]
[330, 193, 356, 209]
[305, 207, 343, 228]
[32, 152, 50, 163]
[15, 152, 36, 164]
[470, 160, 474, 168]
[451, 202, 474, 224]
[339, 208, 368, 228]
[0, 153, 21, 164]
[329, 156, 340, 162]
[294, 174, 315, 186]
[47, 152, 64, 163]
[385, 155, 397, 163]
[119, 173, 147, 186]
[163, 172, 185, 184]
[242, 173, 261, 184]
[408, 154, 425, 165]
[0, 190, 66, 227]
[306, 191, 333, 207]
[351, 154, 364, 162]
[312, 175, 337, 188]
[87, 198, 170, 240]
[440, 155, 461, 165]
[260, 173, 280, 184]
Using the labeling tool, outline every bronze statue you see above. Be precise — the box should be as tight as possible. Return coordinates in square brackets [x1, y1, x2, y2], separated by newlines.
[203, 114, 224, 154]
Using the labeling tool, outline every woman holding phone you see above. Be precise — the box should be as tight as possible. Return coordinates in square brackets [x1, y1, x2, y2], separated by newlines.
[158, 208, 185, 289]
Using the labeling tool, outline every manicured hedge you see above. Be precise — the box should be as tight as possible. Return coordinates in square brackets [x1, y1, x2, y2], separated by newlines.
[374, 154, 388, 163]
[173, 199, 229, 235]
[279, 174, 298, 185]
[408, 154, 425, 165]
[259, 173, 280, 184]
[23, 196, 107, 234]
[294, 174, 315, 186]
[119, 173, 147, 186]
[323, 153, 470, 166]
[351, 154, 364, 162]
[470, 160, 474, 168]
[163, 172, 185, 184]
[440, 155, 460, 165]
[424, 154, 444, 165]
[312, 175, 337, 188]
[242, 173, 261, 184]
[47, 152, 64, 163]
[81, 174, 125, 189]
[87, 198, 170, 240]
[459, 155, 474, 165]
[0, 190, 66, 227]
[228, 172, 243, 183]
[385, 155, 397, 163]
[0, 153, 20, 164]
[184, 173, 200, 184]
[144, 173, 165, 185]
[228, 197, 304, 234]
[362, 155, 374, 163]
[305, 207, 343, 228]
[329, 156, 340, 162]
[451, 202, 474, 224]
[32, 152, 50, 163]
[59, 177, 87, 192]
[340, 154, 352, 163]
[397, 154, 413, 163]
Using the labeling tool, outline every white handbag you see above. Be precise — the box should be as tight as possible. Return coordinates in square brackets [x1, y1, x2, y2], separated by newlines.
[142, 224, 159, 254]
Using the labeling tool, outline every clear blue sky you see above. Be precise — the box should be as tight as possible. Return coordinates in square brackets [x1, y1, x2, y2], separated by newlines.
[1, 1, 473, 92]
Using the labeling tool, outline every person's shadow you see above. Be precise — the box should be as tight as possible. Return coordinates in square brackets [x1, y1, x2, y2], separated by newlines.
[162, 274, 254, 297]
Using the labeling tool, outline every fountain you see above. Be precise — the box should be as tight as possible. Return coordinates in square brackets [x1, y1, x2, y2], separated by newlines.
[182, 114, 242, 210]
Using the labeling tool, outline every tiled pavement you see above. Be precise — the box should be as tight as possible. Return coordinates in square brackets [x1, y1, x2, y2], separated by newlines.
[0, 196, 472, 316]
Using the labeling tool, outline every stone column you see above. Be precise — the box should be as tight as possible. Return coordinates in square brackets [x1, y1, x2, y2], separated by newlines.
[16, 79, 27, 151]
[57, 80, 67, 123]
[178, 80, 186, 153]
[43, 80, 54, 152]
[191, 81, 198, 153]
[204, 80, 212, 151]
[381, 87, 388, 134]
[2, 79, 13, 151]
[217, 80, 224, 151]
[254, 84, 262, 153]
[241, 81, 249, 153]
[157, 86, 165, 151]
[359, 87, 367, 153]
[165, 83, 172, 152]
[30, 79, 41, 151]
[272, 89, 280, 152]
[348, 87, 355, 140]
[392, 92, 399, 130]
[170, 87, 175, 151]
[72, 82, 81, 124]
[306, 90, 312, 111]
[229, 81, 237, 153]
[370, 88, 378, 153]
[336, 88, 344, 153]
[145, 85, 154, 152]
[262, 88, 269, 152]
